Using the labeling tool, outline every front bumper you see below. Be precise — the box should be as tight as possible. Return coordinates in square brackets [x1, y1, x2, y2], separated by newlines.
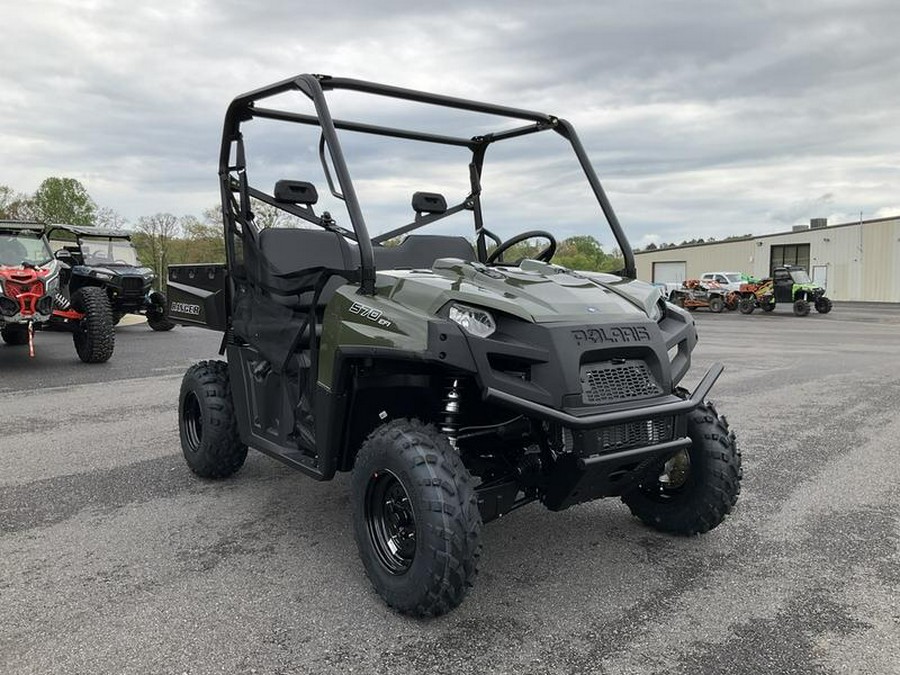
[485, 362, 724, 511]
[0, 293, 55, 324]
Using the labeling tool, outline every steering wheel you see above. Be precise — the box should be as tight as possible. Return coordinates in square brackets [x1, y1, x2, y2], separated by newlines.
[486, 230, 557, 265]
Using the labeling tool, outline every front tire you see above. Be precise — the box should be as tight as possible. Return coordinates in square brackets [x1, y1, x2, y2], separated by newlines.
[815, 297, 833, 314]
[178, 361, 247, 478]
[738, 298, 755, 314]
[708, 296, 724, 313]
[1, 324, 29, 346]
[793, 299, 811, 316]
[72, 287, 115, 363]
[622, 402, 741, 535]
[351, 419, 482, 617]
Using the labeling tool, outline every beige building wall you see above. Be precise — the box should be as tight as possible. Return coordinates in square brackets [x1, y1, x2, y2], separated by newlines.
[634, 217, 900, 302]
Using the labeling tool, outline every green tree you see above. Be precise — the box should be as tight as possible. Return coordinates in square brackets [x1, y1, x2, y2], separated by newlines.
[0, 185, 35, 220]
[32, 177, 96, 225]
[181, 215, 225, 263]
[553, 235, 622, 272]
[133, 213, 181, 288]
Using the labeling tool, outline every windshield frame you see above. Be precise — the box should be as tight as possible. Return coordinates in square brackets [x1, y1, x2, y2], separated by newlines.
[220, 74, 637, 296]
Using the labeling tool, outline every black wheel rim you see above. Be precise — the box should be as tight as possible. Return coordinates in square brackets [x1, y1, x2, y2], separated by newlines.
[182, 390, 203, 452]
[365, 470, 417, 574]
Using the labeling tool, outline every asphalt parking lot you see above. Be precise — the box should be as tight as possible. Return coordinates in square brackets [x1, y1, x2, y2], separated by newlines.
[1, 304, 898, 675]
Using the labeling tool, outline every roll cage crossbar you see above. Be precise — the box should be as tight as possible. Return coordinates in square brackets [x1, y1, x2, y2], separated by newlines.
[219, 74, 637, 296]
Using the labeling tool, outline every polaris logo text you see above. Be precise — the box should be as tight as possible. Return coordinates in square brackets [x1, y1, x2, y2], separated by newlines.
[571, 326, 651, 346]
[171, 302, 201, 316]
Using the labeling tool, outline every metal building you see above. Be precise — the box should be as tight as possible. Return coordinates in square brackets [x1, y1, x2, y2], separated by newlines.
[634, 216, 900, 302]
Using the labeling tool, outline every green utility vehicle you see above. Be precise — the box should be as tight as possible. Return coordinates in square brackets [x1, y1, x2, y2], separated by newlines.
[168, 74, 742, 617]
[772, 265, 832, 315]
[738, 265, 832, 316]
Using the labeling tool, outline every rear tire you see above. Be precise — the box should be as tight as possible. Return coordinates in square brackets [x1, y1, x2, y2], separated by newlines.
[148, 312, 176, 331]
[147, 294, 176, 331]
[793, 299, 811, 316]
[178, 361, 247, 479]
[708, 296, 724, 313]
[351, 419, 482, 617]
[761, 300, 775, 312]
[72, 287, 115, 363]
[622, 402, 741, 535]
[815, 297, 833, 314]
[1, 324, 29, 346]
[738, 298, 755, 314]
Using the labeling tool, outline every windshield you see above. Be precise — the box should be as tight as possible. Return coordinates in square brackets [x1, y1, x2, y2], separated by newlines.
[80, 237, 140, 267]
[0, 230, 53, 266]
[790, 269, 812, 284]
[725, 274, 742, 283]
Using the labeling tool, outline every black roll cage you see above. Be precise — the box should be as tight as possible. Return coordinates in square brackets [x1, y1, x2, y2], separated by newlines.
[219, 73, 637, 296]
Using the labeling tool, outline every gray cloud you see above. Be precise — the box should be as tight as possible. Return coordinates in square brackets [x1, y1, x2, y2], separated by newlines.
[1, 0, 898, 247]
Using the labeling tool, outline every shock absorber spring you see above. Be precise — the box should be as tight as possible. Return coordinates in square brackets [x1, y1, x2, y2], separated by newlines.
[440, 377, 462, 449]
[55, 292, 70, 310]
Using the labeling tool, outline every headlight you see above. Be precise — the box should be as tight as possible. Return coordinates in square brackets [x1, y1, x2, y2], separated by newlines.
[91, 269, 114, 280]
[137, 267, 155, 279]
[44, 274, 59, 293]
[449, 303, 496, 338]
[649, 296, 667, 323]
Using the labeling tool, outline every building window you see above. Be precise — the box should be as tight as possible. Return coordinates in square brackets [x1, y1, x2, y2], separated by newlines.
[770, 243, 810, 274]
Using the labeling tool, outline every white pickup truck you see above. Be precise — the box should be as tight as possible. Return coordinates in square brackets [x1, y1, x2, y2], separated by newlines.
[700, 272, 744, 292]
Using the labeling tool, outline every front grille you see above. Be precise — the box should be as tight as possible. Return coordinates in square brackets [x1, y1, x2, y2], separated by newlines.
[563, 417, 676, 456]
[580, 360, 663, 405]
[597, 418, 674, 452]
[121, 276, 145, 294]
[3, 279, 44, 299]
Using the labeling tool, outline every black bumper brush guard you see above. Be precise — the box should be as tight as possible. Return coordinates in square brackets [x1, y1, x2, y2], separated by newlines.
[486, 363, 724, 511]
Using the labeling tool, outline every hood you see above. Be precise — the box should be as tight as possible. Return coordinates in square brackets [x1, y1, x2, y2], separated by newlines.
[377, 258, 660, 323]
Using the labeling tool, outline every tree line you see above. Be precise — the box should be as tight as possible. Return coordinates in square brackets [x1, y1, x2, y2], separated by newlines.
[1, 178, 624, 279]
[635, 233, 753, 252]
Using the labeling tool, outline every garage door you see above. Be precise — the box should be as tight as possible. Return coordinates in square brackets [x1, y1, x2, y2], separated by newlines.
[652, 261, 687, 284]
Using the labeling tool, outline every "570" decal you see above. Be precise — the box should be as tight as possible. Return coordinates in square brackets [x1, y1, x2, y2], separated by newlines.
[349, 302, 392, 327]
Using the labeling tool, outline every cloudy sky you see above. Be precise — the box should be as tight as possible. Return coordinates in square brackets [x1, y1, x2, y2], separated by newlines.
[3, 0, 898, 249]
